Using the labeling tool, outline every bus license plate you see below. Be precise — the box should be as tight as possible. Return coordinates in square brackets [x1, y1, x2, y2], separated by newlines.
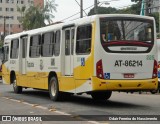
[114, 60, 143, 67]
[124, 73, 134, 78]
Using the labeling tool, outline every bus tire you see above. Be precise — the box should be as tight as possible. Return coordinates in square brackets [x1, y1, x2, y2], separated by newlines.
[49, 77, 62, 101]
[12, 75, 22, 94]
[150, 90, 157, 94]
[91, 91, 112, 101]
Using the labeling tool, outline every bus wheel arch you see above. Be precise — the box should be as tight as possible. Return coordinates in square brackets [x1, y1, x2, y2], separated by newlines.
[10, 71, 22, 94]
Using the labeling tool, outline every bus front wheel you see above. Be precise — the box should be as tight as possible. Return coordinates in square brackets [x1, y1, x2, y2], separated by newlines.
[12, 75, 22, 94]
[91, 91, 112, 101]
[49, 77, 62, 101]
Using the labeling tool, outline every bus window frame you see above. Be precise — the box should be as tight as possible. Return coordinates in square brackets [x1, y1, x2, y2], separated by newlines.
[100, 17, 154, 54]
[76, 24, 92, 55]
[29, 34, 41, 58]
[10, 39, 19, 59]
[41, 31, 55, 57]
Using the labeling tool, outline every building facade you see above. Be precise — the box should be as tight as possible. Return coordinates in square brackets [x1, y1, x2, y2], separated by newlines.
[34, 0, 44, 7]
[148, 0, 160, 13]
[0, 0, 44, 40]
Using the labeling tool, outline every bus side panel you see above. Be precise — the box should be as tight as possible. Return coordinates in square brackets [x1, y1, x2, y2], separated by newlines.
[59, 77, 75, 93]
[26, 58, 45, 89]
[2, 64, 10, 84]
[73, 22, 95, 93]
[17, 74, 30, 87]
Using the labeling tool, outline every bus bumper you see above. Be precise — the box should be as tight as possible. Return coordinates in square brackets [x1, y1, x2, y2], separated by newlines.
[92, 77, 158, 91]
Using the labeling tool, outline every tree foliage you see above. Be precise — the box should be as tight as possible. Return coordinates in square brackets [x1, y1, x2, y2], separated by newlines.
[88, 7, 117, 16]
[149, 12, 159, 32]
[131, 0, 142, 2]
[21, 6, 45, 30]
[88, 1, 159, 33]
[19, 0, 57, 30]
[119, 3, 141, 14]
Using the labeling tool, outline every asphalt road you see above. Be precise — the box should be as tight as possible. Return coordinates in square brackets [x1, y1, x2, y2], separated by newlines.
[0, 81, 160, 124]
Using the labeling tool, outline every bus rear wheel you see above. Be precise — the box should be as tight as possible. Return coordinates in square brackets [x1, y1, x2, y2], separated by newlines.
[49, 77, 62, 101]
[12, 75, 22, 94]
[91, 91, 112, 101]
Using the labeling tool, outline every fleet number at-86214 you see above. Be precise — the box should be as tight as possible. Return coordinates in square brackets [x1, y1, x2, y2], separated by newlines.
[114, 60, 143, 67]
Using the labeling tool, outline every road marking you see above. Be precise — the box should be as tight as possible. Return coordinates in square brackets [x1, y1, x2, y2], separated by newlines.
[36, 106, 48, 110]
[22, 102, 34, 106]
[32, 104, 39, 107]
[54, 110, 71, 116]
[2, 96, 102, 124]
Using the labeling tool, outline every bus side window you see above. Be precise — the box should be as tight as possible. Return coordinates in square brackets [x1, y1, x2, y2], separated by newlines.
[42, 32, 54, 57]
[65, 30, 70, 56]
[10, 39, 19, 59]
[76, 24, 92, 54]
[71, 29, 75, 55]
[3, 46, 9, 63]
[29, 35, 41, 58]
[54, 30, 61, 56]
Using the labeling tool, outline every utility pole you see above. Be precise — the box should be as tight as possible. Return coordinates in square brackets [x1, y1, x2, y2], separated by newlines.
[80, 0, 83, 18]
[94, 0, 98, 14]
[3, 16, 6, 40]
[0, 16, 11, 41]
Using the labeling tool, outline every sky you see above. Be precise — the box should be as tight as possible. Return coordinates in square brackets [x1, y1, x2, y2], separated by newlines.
[52, 0, 135, 22]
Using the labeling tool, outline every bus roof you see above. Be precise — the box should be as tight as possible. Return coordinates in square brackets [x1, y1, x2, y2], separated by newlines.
[4, 14, 154, 41]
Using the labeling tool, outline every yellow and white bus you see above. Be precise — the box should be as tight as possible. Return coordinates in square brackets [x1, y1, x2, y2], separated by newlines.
[2, 14, 158, 101]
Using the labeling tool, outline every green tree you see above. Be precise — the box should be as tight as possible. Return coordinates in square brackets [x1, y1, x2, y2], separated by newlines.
[44, 0, 57, 24]
[88, 7, 117, 16]
[149, 12, 159, 33]
[22, 6, 45, 30]
[19, 0, 57, 30]
[131, 0, 142, 2]
[17, 5, 26, 23]
[119, 3, 141, 14]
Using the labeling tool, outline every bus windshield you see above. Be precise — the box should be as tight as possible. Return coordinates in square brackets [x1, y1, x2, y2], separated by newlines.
[100, 17, 154, 53]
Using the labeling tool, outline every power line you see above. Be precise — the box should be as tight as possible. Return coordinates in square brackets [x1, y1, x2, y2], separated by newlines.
[60, 4, 94, 21]
[74, 0, 87, 16]
[60, 0, 134, 22]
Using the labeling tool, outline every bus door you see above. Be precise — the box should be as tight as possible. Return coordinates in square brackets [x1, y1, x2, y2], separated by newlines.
[19, 35, 28, 74]
[64, 27, 75, 76]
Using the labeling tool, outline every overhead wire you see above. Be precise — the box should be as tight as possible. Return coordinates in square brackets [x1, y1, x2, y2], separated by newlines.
[59, 0, 138, 22]
[74, 0, 88, 16]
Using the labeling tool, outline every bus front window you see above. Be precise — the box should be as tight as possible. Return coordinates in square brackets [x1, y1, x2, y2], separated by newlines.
[100, 17, 154, 53]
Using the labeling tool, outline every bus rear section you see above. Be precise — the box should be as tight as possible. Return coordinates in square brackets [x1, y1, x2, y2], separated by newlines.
[92, 16, 158, 93]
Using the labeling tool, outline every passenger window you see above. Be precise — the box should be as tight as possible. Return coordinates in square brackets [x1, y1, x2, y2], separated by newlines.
[29, 35, 41, 58]
[42, 32, 54, 57]
[54, 30, 61, 56]
[76, 24, 92, 54]
[3, 46, 9, 63]
[65, 30, 70, 56]
[71, 29, 75, 55]
[10, 39, 19, 59]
